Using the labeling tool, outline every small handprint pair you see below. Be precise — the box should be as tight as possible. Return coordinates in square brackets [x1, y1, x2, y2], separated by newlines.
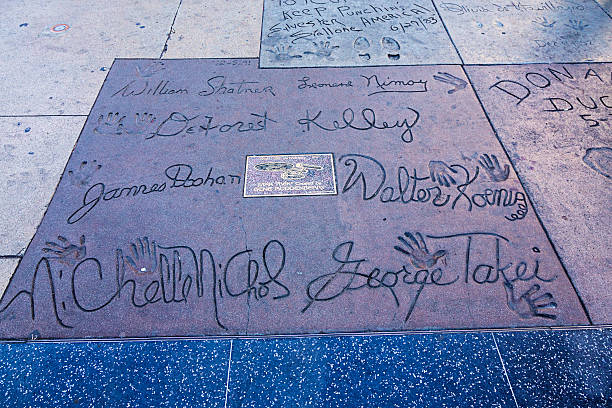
[93, 112, 156, 137]
[428, 153, 510, 187]
[393, 231, 557, 320]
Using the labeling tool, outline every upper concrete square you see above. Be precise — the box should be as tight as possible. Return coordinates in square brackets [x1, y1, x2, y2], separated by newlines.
[163, 0, 263, 58]
[259, 0, 461, 67]
[0, 0, 179, 115]
[435, 0, 612, 64]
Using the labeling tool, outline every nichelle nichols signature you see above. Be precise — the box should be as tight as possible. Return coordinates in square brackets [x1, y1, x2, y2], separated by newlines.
[0, 230, 559, 333]
[0, 238, 290, 331]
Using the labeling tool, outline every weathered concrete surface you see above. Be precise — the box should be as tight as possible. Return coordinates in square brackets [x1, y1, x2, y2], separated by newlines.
[0, 0, 177, 115]
[595, 0, 612, 15]
[465, 63, 612, 323]
[259, 0, 460, 67]
[0, 117, 86, 255]
[0, 259, 20, 302]
[0, 59, 588, 340]
[164, 0, 262, 58]
[435, 0, 612, 64]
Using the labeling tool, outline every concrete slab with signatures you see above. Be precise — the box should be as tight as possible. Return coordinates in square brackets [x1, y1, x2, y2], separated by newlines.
[465, 63, 612, 323]
[0, 59, 589, 340]
[435, 0, 612, 64]
[259, 0, 460, 67]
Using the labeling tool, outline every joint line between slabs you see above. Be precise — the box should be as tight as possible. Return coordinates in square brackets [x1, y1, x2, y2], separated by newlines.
[224, 339, 233, 408]
[460, 64, 593, 325]
[430, 0, 465, 65]
[492, 333, 520, 408]
[0, 114, 88, 118]
[160, 0, 184, 59]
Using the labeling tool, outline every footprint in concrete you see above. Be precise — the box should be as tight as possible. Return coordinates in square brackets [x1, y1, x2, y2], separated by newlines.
[382, 37, 400, 60]
[353, 37, 371, 61]
[583, 147, 612, 179]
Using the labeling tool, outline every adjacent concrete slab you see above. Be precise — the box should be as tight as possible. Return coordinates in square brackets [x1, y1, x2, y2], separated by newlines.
[164, 0, 262, 58]
[0, 260, 20, 302]
[0, 117, 86, 255]
[435, 0, 612, 64]
[465, 63, 612, 323]
[259, 0, 460, 67]
[0, 0, 177, 115]
[595, 0, 612, 15]
[0, 59, 588, 340]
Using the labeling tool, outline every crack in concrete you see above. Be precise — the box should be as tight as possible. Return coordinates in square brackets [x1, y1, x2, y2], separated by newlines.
[159, 0, 183, 59]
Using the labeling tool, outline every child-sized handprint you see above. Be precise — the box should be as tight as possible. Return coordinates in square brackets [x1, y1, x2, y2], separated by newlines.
[42, 235, 86, 267]
[428, 160, 458, 187]
[433, 72, 467, 94]
[478, 153, 510, 182]
[136, 61, 165, 77]
[120, 237, 158, 275]
[266, 44, 302, 62]
[532, 17, 556, 28]
[394, 232, 447, 269]
[126, 112, 157, 136]
[303, 41, 340, 60]
[503, 280, 557, 319]
[564, 19, 589, 31]
[68, 160, 102, 187]
[94, 112, 125, 135]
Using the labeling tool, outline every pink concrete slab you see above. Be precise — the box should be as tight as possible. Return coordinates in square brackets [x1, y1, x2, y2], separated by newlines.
[0, 59, 589, 340]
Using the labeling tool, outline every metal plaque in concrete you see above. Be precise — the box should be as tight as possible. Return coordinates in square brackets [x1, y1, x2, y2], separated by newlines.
[259, 0, 460, 67]
[0, 59, 589, 340]
[465, 63, 612, 323]
[435, 0, 612, 64]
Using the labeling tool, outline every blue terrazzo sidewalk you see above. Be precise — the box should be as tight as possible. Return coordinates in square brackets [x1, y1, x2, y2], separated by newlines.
[1, 329, 610, 407]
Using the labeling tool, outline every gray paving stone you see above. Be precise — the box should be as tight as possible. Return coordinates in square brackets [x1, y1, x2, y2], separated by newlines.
[0, 59, 589, 340]
[465, 62, 612, 323]
[0, 259, 20, 305]
[164, 0, 262, 58]
[595, 0, 612, 15]
[0, 117, 86, 255]
[259, 0, 461, 67]
[0, 0, 178, 115]
[435, 0, 612, 64]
